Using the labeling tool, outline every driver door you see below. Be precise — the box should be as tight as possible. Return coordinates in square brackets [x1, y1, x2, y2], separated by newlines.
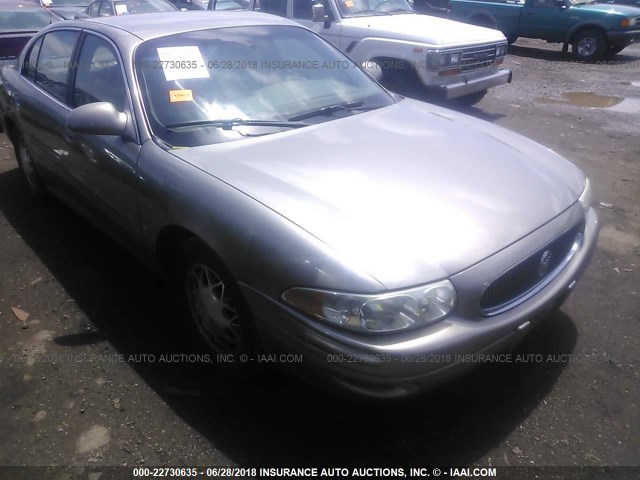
[63, 32, 143, 245]
[519, 0, 570, 42]
[290, 0, 342, 47]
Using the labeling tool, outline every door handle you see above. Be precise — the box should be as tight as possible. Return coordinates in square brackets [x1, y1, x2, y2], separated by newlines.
[526, 11, 535, 15]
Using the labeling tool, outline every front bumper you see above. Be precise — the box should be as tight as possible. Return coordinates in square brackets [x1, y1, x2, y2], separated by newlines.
[607, 29, 640, 48]
[435, 69, 512, 100]
[241, 205, 598, 400]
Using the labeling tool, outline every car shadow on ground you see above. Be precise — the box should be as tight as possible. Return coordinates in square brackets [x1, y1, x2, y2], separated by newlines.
[0, 165, 579, 466]
[508, 43, 640, 64]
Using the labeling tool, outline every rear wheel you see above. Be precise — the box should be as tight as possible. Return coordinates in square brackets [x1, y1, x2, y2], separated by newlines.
[14, 133, 47, 198]
[507, 35, 518, 45]
[470, 15, 495, 29]
[572, 30, 608, 61]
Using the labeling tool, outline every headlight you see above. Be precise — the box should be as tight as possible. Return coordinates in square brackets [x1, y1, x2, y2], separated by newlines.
[427, 51, 462, 70]
[495, 43, 508, 57]
[620, 17, 637, 28]
[578, 177, 592, 215]
[282, 280, 457, 333]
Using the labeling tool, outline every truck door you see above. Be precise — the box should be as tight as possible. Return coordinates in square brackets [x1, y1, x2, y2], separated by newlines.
[518, 0, 571, 42]
[290, 0, 342, 47]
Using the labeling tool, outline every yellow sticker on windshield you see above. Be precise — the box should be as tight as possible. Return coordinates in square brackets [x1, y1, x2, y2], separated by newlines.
[169, 89, 193, 103]
[344, 0, 354, 6]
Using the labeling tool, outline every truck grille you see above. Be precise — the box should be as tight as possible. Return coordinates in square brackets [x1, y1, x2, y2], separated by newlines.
[460, 44, 497, 72]
[479, 222, 585, 316]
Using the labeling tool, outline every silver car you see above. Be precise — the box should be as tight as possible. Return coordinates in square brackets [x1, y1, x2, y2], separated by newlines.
[0, 12, 598, 399]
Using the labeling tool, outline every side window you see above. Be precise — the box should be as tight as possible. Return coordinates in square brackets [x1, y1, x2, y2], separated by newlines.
[34, 30, 80, 103]
[100, 1, 114, 15]
[89, 2, 101, 15]
[72, 34, 127, 112]
[292, 0, 312, 18]
[22, 36, 43, 80]
[257, 0, 287, 16]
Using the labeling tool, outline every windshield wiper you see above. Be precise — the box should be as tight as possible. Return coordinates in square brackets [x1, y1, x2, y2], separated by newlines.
[165, 118, 309, 131]
[288, 102, 372, 121]
[350, 9, 392, 16]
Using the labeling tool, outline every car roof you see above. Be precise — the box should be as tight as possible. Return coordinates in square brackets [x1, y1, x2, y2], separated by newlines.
[60, 11, 297, 40]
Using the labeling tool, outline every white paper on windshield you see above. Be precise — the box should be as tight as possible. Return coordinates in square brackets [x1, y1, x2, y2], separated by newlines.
[156, 46, 209, 82]
[115, 4, 128, 14]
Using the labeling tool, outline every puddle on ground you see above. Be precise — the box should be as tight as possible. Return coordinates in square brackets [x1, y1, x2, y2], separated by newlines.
[536, 91, 640, 113]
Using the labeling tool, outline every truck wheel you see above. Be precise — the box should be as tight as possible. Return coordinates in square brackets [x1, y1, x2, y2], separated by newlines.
[572, 30, 608, 61]
[177, 238, 260, 377]
[451, 89, 487, 107]
[606, 46, 625, 56]
[14, 133, 47, 198]
[470, 15, 494, 29]
[507, 35, 518, 45]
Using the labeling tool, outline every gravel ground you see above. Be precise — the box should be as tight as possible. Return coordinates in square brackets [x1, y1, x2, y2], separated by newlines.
[0, 38, 638, 474]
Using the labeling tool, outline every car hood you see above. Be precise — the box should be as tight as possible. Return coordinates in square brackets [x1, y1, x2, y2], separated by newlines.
[174, 100, 586, 289]
[341, 13, 506, 46]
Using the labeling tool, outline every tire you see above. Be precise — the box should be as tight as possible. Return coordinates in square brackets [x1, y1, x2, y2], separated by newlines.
[572, 30, 608, 61]
[450, 89, 488, 107]
[606, 45, 625, 56]
[378, 60, 420, 96]
[13, 133, 47, 198]
[177, 238, 260, 375]
[507, 35, 518, 45]
[470, 15, 494, 29]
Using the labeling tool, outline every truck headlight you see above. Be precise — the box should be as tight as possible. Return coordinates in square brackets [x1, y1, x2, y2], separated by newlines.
[428, 51, 462, 70]
[495, 43, 508, 57]
[578, 177, 592, 215]
[282, 280, 456, 333]
[620, 17, 637, 28]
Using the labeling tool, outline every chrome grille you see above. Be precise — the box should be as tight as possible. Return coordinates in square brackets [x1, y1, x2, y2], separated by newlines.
[460, 44, 497, 72]
[480, 223, 585, 316]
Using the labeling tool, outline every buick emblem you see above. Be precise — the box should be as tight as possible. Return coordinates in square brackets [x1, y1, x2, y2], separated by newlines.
[538, 250, 553, 278]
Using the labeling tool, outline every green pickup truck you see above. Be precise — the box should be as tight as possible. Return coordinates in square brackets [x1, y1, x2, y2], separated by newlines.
[449, 0, 640, 60]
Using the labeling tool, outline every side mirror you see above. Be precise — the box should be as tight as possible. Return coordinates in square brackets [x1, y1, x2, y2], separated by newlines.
[312, 3, 325, 22]
[67, 102, 127, 136]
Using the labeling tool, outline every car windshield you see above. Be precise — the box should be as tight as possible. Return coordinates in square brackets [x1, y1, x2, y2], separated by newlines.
[0, 9, 53, 31]
[112, 0, 175, 13]
[135, 25, 394, 148]
[337, 0, 413, 17]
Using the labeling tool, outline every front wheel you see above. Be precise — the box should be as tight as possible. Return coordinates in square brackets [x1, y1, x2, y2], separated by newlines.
[572, 30, 608, 61]
[450, 89, 488, 107]
[177, 238, 260, 375]
[14, 133, 47, 198]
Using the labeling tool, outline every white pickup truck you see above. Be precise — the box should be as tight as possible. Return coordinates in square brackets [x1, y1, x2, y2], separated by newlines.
[250, 0, 512, 105]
